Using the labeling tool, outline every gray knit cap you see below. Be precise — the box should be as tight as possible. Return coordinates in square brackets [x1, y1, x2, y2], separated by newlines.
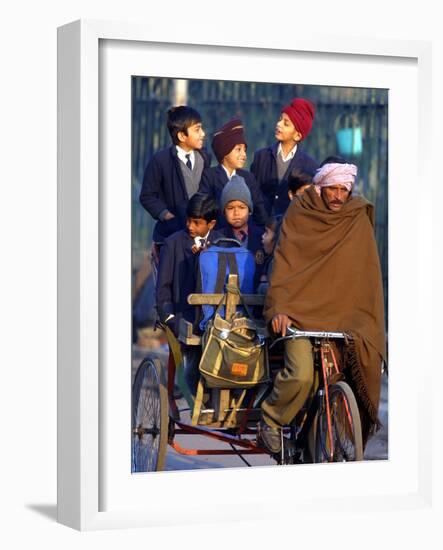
[220, 175, 253, 213]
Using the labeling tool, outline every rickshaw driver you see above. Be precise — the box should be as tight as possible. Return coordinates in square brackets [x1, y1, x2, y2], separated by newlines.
[258, 157, 387, 454]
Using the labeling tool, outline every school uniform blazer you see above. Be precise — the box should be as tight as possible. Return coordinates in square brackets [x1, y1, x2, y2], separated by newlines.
[140, 145, 212, 242]
[156, 228, 222, 337]
[250, 143, 318, 216]
[199, 165, 268, 227]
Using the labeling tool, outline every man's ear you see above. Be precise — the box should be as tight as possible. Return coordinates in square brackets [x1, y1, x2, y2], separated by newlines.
[208, 219, 217, 231]
[288, 190, 294, 201]
[177, 130, 187, 144]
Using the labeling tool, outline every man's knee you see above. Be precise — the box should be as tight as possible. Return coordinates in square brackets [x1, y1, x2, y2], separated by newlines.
[284, 337, 314, 384]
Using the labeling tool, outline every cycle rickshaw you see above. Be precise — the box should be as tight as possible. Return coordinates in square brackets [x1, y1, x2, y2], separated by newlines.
[132, 274, 363, 472]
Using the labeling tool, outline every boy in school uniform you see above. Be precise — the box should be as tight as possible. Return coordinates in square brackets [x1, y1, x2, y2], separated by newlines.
[156, 193, 221, 337]
[156, 193, 221, 394]
[218, 176, 266, 288]
[250, 98, 318, 217]
[140, 106, 211, 245]
[199, 118, 268, 227]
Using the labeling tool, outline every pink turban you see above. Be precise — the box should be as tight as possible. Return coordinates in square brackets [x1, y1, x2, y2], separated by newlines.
[313, 163, 358, 195]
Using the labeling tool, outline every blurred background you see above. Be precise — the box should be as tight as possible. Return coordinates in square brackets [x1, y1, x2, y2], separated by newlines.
[131, 77, 388, 349]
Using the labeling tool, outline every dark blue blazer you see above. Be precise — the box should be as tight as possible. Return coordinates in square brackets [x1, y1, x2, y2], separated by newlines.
[199, 165, 268, 227]
[156, 228, 221, 337]
[140, 145, 212, 242]
[250, 143, 318, 216]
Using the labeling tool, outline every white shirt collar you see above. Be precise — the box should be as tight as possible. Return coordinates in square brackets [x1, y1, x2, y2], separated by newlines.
[221, 164, 236, 179]
[176, 146, 195, 167]
[193, 230, 210, 249]
[277, 142, 298, 162]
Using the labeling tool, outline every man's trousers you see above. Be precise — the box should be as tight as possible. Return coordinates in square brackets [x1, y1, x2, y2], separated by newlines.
[261, 337, 314, 428]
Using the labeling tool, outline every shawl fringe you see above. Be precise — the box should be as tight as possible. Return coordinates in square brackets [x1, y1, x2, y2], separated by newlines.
[344, 335, 382, 434]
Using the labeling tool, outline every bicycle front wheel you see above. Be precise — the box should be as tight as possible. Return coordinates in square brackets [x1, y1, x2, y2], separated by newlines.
[132, 357, 168, 472]
[315, 381, 363, 463]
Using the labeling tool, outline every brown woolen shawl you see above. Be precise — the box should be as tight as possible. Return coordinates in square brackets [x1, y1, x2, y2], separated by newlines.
[264, 186, 386, 441]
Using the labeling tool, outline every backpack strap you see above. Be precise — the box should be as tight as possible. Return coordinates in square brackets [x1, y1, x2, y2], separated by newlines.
[215, 253, 228, 294]
[225, 281, 256, 320]
[214, 251, 240, 294]
[226, 252, 239, 279]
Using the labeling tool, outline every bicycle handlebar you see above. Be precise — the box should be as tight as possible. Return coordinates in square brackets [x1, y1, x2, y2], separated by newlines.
[269, 326, 348, 349]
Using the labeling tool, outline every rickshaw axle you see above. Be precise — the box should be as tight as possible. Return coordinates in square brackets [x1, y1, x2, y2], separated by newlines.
[133, 426, 160, 438]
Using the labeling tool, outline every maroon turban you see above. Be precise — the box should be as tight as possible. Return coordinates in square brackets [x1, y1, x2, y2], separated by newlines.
[282, 98, 315, 140]
[211, 118, 247, 163]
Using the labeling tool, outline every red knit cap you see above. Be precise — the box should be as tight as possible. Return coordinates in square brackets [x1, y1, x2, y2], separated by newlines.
[211, 118, 247, 163]
[281, 98, 315, 140]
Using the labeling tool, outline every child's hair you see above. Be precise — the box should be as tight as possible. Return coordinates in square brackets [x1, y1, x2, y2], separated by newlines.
[166, 106, 202, 145]
[319, 155, 348, 167]
[287, 168, 313, 194]
[186, 193, 218, 222]
[265, 215, 283, 253]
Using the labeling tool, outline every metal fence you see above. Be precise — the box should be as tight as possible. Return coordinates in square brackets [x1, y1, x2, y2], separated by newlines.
[132, 77, 388, 315]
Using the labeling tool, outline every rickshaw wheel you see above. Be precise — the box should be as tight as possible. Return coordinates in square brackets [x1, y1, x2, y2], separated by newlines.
[314, 381, 363, 463]
[132, 357, 168, 472]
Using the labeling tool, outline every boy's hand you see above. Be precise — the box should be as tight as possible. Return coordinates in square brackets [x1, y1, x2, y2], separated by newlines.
[271, 314, 292, 337]
[164, 211, 175, 221]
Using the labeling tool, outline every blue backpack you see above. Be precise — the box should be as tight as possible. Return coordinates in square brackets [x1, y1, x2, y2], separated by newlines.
[197, 239, 256, 331]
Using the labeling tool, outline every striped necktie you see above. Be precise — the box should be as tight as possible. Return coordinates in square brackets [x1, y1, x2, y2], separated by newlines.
[185, 154, 192, 170]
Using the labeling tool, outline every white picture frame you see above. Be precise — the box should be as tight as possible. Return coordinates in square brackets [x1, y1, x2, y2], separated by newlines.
[57, 19, 434, 531]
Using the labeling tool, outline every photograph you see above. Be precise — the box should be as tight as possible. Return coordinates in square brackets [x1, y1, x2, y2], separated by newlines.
[130, 76, 389, 473]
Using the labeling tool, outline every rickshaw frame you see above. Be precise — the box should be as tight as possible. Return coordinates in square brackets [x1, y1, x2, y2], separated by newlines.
[132, 274, 363, 471]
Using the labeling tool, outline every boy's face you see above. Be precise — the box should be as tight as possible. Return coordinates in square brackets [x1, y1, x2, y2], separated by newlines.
[224, 200, 250, 229]
[178, 122, 205, 151]
[222, 143, 247, 171]
[186, 217, 216, 238]
[275, 112, 302, 144]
